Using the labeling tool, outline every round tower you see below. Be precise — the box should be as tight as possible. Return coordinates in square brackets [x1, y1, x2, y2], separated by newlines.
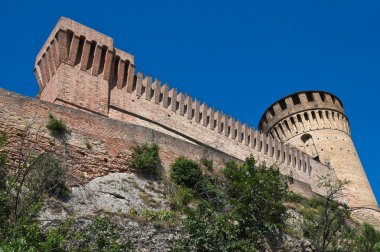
[258, 91, 378, 208]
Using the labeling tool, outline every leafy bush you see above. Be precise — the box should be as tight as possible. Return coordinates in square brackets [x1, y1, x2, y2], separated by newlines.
[170, 157, 202, 188]
[128, 143, 160, 174]
[46, 114, 70, 137]
[68, 217, 134, 251]
[354, 222, 380, 252]
[175, 155, 290, 251]
[29, 153, 69, 197]
[201, 158, 213, 171]
[169, 185, 194, 211]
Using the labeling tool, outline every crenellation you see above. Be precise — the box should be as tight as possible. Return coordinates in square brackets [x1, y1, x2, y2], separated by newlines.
[32, 17, 378, 212]
[68, 35, 80, 66]
[236, 121, 242, 142]
[91, 45, 103, 76]
[103, 49, 114, 81]
[178, 92, 186, 116]
[46, 48, 56, 76]
[285, 96, 293, 108]
[57, 30, 70, 64]
[135, 72, 144, 97]
[80, 40, 92, 71]
[260, 92, 378, 208]
[125, 62, 135, 93]
[153, 80, 161, 104]
[208, 107, 215, 130]
[200, 103, 207, 127]
[116, 58, 126, 89]
[51, 39, 61, 69]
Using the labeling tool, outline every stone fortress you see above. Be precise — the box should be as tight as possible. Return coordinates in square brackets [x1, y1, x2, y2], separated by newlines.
[3, 16, 375, 219]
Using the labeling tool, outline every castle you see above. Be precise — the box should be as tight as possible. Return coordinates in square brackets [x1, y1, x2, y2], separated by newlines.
[3, 17, 376, 214]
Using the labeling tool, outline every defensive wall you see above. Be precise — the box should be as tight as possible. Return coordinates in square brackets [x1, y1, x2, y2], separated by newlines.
[1, 88, 326, 197]
[32, 17, 338, 198]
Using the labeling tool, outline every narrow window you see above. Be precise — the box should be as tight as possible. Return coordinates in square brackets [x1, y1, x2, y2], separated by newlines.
[311, 111, 317, 120]
[304, 112, 309, 121]
[318, 110, 323, 119]
[297, 114, 302, 123]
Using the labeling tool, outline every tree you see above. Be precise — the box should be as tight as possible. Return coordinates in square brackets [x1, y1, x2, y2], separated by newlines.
[301, 177, 351, 252]
[175, 155, 290, 251]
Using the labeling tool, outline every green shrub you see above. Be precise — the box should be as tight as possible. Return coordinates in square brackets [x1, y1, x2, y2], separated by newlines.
[46, 114, 70, 137]
[177, 155, 290, 251]
[354, 222, 380, 252]
[285, 191, 307, 204]
[169, 185, 194, 211]
[201, 158, 213, 171]
[170, 157, 202, 188]
[30, 153, 69, 197]
[128, 143, 160, 174]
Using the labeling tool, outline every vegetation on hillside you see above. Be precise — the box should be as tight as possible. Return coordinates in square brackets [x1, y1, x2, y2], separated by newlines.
[0, 132, 379, 251]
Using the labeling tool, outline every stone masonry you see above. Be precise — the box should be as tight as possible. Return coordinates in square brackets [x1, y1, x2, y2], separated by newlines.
[258, 91, 378, 208]
[16, 16, 376, 212]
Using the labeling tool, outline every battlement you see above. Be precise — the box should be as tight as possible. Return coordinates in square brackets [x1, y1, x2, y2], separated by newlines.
[34, 17, 134, 100]
[260, 91, 378, 208]
[34, 17, 365, 200]
[258, 91, 347, 137]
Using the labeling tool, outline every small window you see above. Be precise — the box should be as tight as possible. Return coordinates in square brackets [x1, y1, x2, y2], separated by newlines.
[290, 117, 296, 126]
[311, 111, 317, 120]
[304, 112, 309, 121]
[297, 114, 302, 123]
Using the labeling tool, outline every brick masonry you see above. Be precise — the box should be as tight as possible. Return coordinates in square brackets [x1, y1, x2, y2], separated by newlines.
[20, 15, 377, 217]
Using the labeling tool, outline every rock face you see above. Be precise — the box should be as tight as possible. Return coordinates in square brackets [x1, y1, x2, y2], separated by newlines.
[62, 216, 184, 252]
[39, 172, 317, 252]
[40, 172, 185, 251]
[40, 173, 170, 220]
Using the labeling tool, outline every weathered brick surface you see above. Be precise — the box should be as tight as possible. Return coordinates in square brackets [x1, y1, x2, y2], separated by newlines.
[31, 16, 377, 214]
[0, 89, 234, 183]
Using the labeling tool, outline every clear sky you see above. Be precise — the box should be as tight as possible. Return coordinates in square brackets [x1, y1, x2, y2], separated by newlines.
[1, 0, 379, 202]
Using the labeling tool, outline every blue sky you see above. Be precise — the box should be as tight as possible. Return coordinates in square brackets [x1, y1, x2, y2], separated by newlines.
[1, 0, 379, 202]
